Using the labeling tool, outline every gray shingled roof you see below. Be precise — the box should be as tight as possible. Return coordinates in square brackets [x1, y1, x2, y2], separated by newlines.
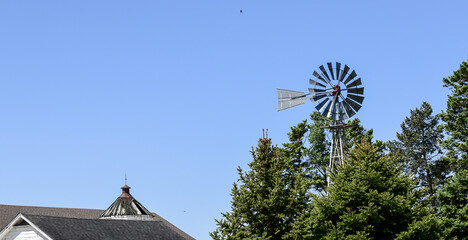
[21, 214, 187, 240]
[0, 204, 194, 240]
[0, 204, 102, 230]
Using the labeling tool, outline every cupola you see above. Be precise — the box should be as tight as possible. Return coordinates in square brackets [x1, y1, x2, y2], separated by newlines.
[100, 185, 154, 221]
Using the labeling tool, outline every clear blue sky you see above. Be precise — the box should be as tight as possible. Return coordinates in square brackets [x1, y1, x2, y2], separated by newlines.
[0, 1, 466, 239]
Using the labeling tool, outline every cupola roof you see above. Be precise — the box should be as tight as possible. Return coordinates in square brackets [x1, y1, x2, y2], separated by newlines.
[100, 185, 153, 220]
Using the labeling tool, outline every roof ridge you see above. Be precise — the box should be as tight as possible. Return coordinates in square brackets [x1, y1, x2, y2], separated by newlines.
[22, 214, 162, 222]
[0, 204, 101, 211]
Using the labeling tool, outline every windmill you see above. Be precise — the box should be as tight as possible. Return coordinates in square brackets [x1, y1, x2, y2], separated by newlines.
[277, 62, 364, 185]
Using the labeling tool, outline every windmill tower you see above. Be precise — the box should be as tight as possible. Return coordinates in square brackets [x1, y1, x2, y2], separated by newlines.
[277, 62, 364, 185]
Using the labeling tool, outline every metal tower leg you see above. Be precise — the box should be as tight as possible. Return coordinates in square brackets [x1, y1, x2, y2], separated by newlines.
[326, 121, 348, 187]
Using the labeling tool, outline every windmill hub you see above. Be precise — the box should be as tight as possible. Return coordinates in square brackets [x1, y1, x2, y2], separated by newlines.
[331, 84, 341, 97]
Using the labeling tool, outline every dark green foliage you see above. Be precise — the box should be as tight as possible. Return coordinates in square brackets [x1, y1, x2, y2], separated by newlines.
[394, 214, 445, 240]
[283, 119, 309, 168]
[283, 112, 330, 193]
[394, 102, 448, 205]
[346, 118, 374, 146]
[305, 112, 331, 192]
[345, 118, 390, 156]
[439, 169, 468, 239]
[282, 113, 374, 193]
[440, 59, 468, 171]
[214, 94, 457, 239]
[210, 135, 312, 240]
[288, 142, 443, 240]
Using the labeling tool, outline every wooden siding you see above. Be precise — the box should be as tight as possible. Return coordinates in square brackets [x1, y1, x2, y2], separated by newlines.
[2, 226, 45, 240]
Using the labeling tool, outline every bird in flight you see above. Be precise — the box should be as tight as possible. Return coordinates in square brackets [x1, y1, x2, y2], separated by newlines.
[240, 10, 242, 13]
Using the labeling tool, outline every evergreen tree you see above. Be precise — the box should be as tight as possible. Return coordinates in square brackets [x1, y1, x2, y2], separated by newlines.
[283, 113, 373, 193]
[283, 119, 310, 169]
[434, 58, 468, 240]
[210, 133, 312, 240]
[440, 59, 468, 171]
[288, 142, 443, 240]
[346, 118, 374, 146]
[305, 112, 331, 193]
[283, 112, 330, 193]
[438, 169, 468, 239]
[395, 102, 448, 205]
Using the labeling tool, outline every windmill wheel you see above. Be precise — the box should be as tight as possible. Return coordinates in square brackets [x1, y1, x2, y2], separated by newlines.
[309, 62, 364, 120]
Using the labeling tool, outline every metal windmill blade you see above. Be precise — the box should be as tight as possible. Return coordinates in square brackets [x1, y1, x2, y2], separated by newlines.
[339, 65, 350, 82]
[342, 99, 357, 118]
[343, 98, 362, 112]
[308, 75, 328, 103]
[347, 94, 364, 105]
[327, 62, 335, 80]
[319, 65, 331, 82]
[346, 78, 361, 88]
[322, 99, 333, 116]
[308, 88, 326, 94]
[343, 70, 357, 85]
[309, 78, 326, 88]
[313, 71, 329, 85]
[315, 97, 330, 112]
[347, 87, 364, 95]
[335, 62, 342, 81]
[312, 94, 327, 102]
[326, 99, 336, 118]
